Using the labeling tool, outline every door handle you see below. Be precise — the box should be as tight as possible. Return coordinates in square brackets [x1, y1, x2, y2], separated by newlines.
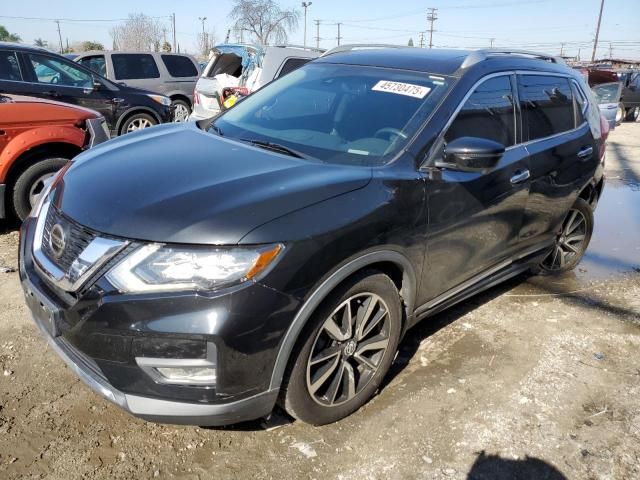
[577, 146, 593, 160]
[510, 169, 530, 185]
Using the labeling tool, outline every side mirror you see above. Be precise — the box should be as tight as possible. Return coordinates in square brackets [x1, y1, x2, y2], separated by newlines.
[92, 79, 102, 91]
[440, 136, 505, 172]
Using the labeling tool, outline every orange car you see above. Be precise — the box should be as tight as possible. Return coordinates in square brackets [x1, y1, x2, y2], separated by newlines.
[0, 94, 109, 220]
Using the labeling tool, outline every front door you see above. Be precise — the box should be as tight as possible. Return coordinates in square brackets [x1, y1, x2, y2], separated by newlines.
[421, 74, 530, 300]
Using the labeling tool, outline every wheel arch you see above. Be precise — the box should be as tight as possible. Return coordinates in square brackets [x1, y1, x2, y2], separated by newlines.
[268, 250, 417, 391]
[169, 93, 192, 108]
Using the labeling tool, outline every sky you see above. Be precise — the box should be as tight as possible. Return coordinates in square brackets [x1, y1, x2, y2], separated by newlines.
[1, 0, 639, 60]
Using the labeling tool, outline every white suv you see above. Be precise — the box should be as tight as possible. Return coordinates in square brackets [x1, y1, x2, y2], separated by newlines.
[189, 44, 321, 120]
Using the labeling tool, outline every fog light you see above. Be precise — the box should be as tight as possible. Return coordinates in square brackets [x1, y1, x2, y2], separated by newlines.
[155, 366, 217, 384]
[136, 342, 217, 386]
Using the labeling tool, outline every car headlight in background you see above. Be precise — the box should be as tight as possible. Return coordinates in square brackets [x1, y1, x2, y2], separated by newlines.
[106, 243, 283, 293]
[146, 94, 172, 107]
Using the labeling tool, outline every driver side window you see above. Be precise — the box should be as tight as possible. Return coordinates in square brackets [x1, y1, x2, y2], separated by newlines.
[445, 75, 516, 147]
[28, 53, 92, 88]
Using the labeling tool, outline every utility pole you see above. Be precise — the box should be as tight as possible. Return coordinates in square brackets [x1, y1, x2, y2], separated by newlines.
[577, 47, 581, 61]
[591, 0, 605, 62]
[301, 2, 312, 49]
[490, 38, 495, 48]
[426, 8, 438, 49]
[55, 20, 63, 53]
[419, 32, 425, 48]
[171, 13, 177, 53]
[314, 20, 321, 49]
[608, 42, 613, 59]
[560, 42, 565, 56]
[199, 17, 207, 53]
[225, 29, 231, 43]
[336, 22, 342, 46]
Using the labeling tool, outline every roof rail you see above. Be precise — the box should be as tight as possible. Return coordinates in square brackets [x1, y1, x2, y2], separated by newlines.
[461, 49, 565, 69]
[321, 44, 407, 57]
[271, 44, 326, 53]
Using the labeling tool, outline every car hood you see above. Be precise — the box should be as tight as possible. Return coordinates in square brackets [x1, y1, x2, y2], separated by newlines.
[54, 123, 371, 244]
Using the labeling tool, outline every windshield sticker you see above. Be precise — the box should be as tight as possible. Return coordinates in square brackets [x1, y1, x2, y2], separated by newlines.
[372, 80, 431, 99]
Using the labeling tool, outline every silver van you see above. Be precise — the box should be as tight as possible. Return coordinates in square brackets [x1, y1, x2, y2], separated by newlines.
[189, 44, 322, 120]
[74, 51, 200, 122]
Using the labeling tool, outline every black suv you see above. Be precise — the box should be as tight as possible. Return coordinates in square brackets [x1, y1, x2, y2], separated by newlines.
[20, 48, 605, 426]
[0, 43, 172, 135]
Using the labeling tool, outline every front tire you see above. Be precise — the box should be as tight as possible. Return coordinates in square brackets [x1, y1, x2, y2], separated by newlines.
[12, 157, 68, 221]
[538, 198, 593, 274]
[171, 99, 191, 122]
[280, 271, 402, 425]
[120, 113, 157, 135]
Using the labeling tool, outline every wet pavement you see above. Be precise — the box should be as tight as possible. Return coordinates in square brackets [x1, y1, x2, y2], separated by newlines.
[0, 124, 639, 480]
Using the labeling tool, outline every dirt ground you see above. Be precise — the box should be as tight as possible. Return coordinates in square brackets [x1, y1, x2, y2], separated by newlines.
[1, 124, 639, 480]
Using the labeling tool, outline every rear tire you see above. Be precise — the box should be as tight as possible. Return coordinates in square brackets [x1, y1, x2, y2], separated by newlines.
[536, 198, 593, 275]
[280, 271, 402, 425]
[12, 157, 68, 221]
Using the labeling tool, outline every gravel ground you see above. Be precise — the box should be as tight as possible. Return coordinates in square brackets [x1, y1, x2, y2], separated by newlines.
[1, 124, 639, 480]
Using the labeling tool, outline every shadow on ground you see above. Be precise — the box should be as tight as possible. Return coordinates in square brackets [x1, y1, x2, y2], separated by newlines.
[466, 451, 567, 480]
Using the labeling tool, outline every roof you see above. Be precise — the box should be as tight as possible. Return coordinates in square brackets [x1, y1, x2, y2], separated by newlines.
[0, 42, 48, 52]
[315, 46, 569, 77]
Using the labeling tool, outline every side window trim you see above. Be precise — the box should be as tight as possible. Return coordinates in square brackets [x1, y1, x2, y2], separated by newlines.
[515, 70, 583, 145]
[275, 57, 307, 79]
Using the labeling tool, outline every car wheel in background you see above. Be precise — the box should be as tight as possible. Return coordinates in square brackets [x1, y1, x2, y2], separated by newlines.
[12, 157, 68, 221]
[537, 198, 594, 274]
[280, 271, 402, 425]
[624, 106, 640, 122]
[615, 103, 624, 125]
[121, 113, 157, 134]
[172, 99, 191, 122]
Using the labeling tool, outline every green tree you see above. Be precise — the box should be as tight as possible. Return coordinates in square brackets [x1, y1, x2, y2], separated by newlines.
[408, 38, 414, 47]
[34, 38, 48, 48]
[0, 25, 21, 42]
[81, 41, 105, 51]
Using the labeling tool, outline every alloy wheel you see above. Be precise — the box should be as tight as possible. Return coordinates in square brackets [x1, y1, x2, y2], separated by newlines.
[173, 103, 190, 122]
[126, 118, 152, 132]
[542, 208, 588, 271]
[28, 172, 55, 208]
[306, 292, 391, 407]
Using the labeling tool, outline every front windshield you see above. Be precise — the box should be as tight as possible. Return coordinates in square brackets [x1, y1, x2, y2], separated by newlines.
[210, 63, 452, 166]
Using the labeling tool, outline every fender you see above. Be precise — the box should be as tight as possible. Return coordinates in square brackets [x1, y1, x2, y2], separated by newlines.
[268, 249, 417, 391]
[114, 106, 163, 134]
[0, 126, 85, 182]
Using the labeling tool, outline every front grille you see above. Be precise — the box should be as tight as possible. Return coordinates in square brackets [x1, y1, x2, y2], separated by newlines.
[42, 206, 97, 272]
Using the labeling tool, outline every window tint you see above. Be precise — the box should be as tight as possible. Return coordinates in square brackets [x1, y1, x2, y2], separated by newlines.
[276, 58, 311, 79]
[0, 51, 22, 81]
[161, 55, 198, 77]
[518, 75, 574, 141]
[445, 75, 515, 147]
[28, 53, 92, 88]
[112, 54, 159, 80]
[78, 55, 106, 77]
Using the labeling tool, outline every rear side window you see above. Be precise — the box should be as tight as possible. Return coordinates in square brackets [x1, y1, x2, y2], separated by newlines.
[276, 58, 311, 79]
[571, 82, 587, 126]
[161, 55, 198, 78]
[518, 75, 574, 141]
[78, 55, 106, 77]
[445, 75, 516, 147]
[112, 54, 159, 80]
[0, 51, 22, 81]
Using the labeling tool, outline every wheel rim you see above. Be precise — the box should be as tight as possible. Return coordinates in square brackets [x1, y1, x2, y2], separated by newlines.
[542, 208, 587, 271]
[616, 106, 624, 123]
[28, 172, 56, 208]
[173, 103, 190, 122]
[126, 117, 152, 132]
[306, 292, 391, 407]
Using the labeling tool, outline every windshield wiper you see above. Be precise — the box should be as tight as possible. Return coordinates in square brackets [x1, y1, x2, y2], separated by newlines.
[239, 138, 312, 160]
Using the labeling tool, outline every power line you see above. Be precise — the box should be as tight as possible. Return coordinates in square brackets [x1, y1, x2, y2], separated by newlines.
[426, 8, 438, 49]
[0, 14, 166, 22]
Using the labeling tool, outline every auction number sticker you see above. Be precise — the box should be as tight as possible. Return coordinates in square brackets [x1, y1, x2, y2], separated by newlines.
[372, 80, 431, 99]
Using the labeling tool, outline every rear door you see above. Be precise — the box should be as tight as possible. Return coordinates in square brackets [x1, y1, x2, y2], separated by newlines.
[159, 54, 199, 98]
[111, 53, 162, 93]
[422, 74, 531, 298]
[518, 73, 598, 250]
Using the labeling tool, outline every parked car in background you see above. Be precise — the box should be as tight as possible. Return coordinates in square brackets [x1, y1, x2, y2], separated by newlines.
[592, 82, 623, 128]
[0, 94, 108, 220]
[21, 48, 605, 427]
[75, 51, 200, 122]
[189, 44, 322, 120]
[0, 43, 172, 136]
[583, 67, 640, 122]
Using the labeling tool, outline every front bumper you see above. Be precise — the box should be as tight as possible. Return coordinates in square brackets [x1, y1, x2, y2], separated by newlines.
[19, 215, 297, 425]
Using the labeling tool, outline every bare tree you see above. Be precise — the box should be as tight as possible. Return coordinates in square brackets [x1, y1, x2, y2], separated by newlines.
[110, 14, 163, 51]
[229, 0, 299, 45]
[196, 29, 217, 57]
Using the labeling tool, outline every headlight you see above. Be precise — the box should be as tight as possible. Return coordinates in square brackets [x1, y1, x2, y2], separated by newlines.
[147, 94, 172, 107]
[106, 243, 283, 293]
